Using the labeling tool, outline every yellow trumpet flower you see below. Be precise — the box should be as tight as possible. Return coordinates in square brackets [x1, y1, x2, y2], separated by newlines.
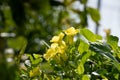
[44, 32, 67, 61]
[50, 32, 64, 43]
[43, 48, 57, 61]
[64, 27, 79, 36]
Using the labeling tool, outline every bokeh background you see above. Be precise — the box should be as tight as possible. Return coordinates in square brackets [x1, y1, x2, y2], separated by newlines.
[0, 0, 120, 80]
[88, 0, 120, 39]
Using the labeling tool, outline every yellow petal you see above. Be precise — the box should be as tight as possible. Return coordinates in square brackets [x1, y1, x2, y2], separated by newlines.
[51, 43, 58, 49]
[58, 41, 66, 54]
[43, 48, 57, 60]
[61, 41, 66, 47]
[50, 36, 59, 43]
[50, 32, 64, 43]
[58, 32, 64, 40]
[64, 27, 79, 36]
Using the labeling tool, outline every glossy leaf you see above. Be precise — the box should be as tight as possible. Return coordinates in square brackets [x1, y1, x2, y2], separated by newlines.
[78, 39, 89, 54]
[107, 35, 119, 51]
[89, 42, 116, 61]
[80, 28, 102, 42]
[89, 42, 120, 71]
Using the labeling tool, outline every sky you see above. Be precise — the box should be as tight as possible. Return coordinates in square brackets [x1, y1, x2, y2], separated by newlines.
[88, 0, 120, 40]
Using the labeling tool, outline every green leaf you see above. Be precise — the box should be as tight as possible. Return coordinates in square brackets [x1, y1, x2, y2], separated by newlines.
[89, 42, 120, 71]
[19, 41, 27, 55]
[27, 54, 34, 62]
[89, 42, 116, 61]
[81, 51, 92, 64]
[33, 54, 42, 59]
[69, 61, 76, 68]
[87, 7, 100, 23]
[7, 36, 27, 50]
[78, 39, 89, 54]
[40, 62, 54, 73]
[107, 35, 119, 51]
[80, 28, 102, 42]
[80, 28, 96, 42]
[76, 63, 84, 75]
[32, 58, 43, 65]
[82, 75, 90, 80]
[96, 34, 102, 40]
[17, 39, 27, 64]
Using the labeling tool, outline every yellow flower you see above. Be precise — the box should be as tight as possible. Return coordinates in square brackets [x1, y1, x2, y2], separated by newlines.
[58, 41, 66, 54]
[64, 27, 79, 36]
[50, 32, 64, 43]
[44, 41, 67, 61]
[51, 43, 58, 48]
[44, 32, 67, 61]
[50, 36, 59, 43]
[59, 32, 65, 40]
[43, 48, 57, 60]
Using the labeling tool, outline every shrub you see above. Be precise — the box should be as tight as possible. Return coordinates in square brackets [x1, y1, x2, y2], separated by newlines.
[19, 27, 120, 80]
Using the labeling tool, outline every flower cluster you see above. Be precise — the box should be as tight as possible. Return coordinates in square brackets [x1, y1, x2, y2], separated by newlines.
[64, 27, 79, 36]
[43, 27, 79, 61]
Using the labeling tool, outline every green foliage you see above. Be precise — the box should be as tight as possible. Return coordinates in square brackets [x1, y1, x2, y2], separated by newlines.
[17, 27, 120, 80]
[0, 0, 100, 54]
[78, 39, 89, 54]
[107, 35, 119, 51]
[0, 0, 120, 80]
[77, 63, 85, 75]
[82, 75, 90, 80]
[7, 36, 27, 51]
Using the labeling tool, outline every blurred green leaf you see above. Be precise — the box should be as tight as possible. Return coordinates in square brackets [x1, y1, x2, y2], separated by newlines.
[17, 38, 27, 65]
[7, 36, 27, 50]
[68, 61, 76, 68]
[76, 63, 84, 75]
[79, 11, 88, 27]
[40, 62, 54, 73]
[82, 75, 90, 80]
[78, 39, 89, 54]
[87, 7, 100, 23]
[33, 54, 42, 59]
[29, 67, 40, 78]
[80, 0, 88, 4]
[32, 58, 42, 65]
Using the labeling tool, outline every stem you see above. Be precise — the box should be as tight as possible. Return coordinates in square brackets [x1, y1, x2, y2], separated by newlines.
[95, 0, 101, 34]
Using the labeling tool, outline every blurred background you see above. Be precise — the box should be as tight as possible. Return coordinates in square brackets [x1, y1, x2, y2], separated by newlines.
[0, 0, 120, 80]
[88, 0, 120, 40]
